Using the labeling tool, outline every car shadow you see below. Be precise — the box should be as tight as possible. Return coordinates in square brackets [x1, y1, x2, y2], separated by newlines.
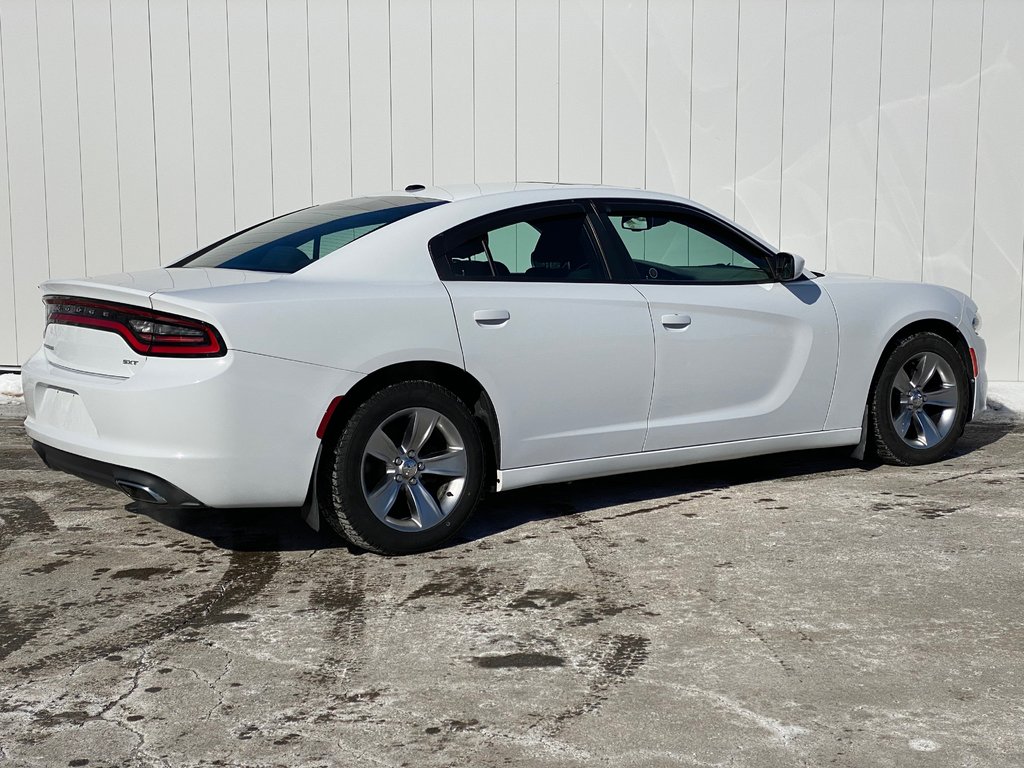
[131, 503, 354, 554]
[456, 446, 866, 545]
[455, 417, 1018, 545]
[129, 418, 1016, 554]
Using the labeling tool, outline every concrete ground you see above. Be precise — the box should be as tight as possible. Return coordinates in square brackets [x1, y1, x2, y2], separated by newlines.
[1, 410, 1023, 768]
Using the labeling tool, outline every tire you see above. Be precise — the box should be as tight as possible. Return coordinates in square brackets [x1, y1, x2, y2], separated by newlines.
[323, 380, 485, 555]
[869, 332, 970, 466]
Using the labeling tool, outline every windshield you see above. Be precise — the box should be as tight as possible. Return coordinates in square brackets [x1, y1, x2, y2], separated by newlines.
[174, 196, 445, 273]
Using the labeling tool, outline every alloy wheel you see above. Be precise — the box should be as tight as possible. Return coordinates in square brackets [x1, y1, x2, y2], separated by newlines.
[889, 351, 959, 449]
[359, 407, 469, 531]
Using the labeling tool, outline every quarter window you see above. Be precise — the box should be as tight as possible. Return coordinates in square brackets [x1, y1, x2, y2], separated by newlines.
[603, 210, 773, 283]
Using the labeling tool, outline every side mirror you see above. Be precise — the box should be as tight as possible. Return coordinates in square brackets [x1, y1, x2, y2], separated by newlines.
[773, 252, 806, 282]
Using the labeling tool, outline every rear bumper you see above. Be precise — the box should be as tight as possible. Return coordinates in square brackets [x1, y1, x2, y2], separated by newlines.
[21, 348, 362, 507]
[32, 440, 202, 506]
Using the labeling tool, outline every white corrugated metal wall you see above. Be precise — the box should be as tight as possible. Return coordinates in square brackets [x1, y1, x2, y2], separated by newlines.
[1, 0, 1022, 378]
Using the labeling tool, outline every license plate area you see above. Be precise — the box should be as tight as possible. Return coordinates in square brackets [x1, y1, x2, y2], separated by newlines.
[35, 386, 98, 437]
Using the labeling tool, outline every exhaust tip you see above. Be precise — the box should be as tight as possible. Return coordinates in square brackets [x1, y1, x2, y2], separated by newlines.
[114, 480, 167, 505]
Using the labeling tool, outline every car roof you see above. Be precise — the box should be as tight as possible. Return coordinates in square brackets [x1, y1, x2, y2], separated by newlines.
[378, 182, 777, 254]
[386, 181, 683, 203]
[286, 182, 780, 283]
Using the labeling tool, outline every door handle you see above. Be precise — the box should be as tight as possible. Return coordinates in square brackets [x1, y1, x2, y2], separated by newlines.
[661, 313, 692, 330]
[473, 309, 511, 326]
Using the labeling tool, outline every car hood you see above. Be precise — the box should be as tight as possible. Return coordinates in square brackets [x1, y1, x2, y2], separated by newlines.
[814, 272, 900, 285]
[815, 271, 967, 302]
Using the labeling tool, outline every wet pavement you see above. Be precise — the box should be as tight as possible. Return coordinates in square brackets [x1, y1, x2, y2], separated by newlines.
[1, 413, 1023, 767]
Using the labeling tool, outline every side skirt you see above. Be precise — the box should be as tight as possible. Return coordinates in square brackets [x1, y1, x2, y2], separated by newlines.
[496, 428, 862, 492]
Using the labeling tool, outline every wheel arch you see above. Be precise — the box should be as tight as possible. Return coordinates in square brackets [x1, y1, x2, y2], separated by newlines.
[317, 360, 501, 485]
[845, 317, 973, 460]
[868, 318, 974, 407]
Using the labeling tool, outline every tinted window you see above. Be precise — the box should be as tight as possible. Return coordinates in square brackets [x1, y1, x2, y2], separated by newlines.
[175, 196, 445, 273]
[442, 211, 605, 281]
[603, 210, 773, 283]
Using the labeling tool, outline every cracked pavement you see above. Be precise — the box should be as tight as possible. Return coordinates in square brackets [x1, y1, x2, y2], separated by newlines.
[1, 411, 1023, 767]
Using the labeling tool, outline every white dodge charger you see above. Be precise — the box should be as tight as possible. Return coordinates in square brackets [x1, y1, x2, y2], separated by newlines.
[22, 184, 988, 554]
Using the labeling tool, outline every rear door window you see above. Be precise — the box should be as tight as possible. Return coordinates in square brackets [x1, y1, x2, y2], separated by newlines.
[432, 205, 608, 282]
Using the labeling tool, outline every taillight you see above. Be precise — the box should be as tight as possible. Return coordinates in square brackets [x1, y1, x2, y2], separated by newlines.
[44, 296, 226, 357]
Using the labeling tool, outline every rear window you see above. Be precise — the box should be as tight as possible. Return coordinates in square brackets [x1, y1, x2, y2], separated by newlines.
[174, 196, 445, 273]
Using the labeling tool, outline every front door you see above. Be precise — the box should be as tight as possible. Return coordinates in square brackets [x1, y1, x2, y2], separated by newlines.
[594, 201, 839, 451]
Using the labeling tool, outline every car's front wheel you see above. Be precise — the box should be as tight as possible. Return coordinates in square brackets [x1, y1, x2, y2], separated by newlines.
[869, 331, 969, 466]
[324, 380, 485, 554]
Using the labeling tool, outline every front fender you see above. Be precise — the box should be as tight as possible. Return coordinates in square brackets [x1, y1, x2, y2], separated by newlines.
[819, 276, 966, 431]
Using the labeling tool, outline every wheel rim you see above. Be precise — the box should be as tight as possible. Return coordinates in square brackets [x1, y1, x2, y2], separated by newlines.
[359, 407, 468, 532]
[889, 351, 959, 449]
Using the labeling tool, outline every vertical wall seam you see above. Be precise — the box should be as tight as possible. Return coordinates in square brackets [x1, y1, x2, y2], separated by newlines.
[108, 0, 125, 271]
[871, 0, 886, 276]
[225, 0, 236, 228]
[429, 0, 435, 185]
[687, 0, 693, 197]
[346, 0, 354, 196]
[471, 0, 476, 183]
[599, 0, 604, 184]
[34, 1, 51, 280]
[305, 0, 313, 202]
[387, 0, 394, 189]
[968, 0, 985, 302]
[919, 0, 936, 282]
[823, 0, 836, 271]
[0, 10, 20, 351]
[514, 0, 518, 181]
[643, 0, 649, 190]
[778, 0, 788, 247]
[431, 0, 437, 184]
[732, 0, 740, 219]
[186, 0, 198, 248]
[557, 0, 563, 183]
[265, 0, 274, 211]
[147, 0, 162, 261]
[71, 2, 88, 274]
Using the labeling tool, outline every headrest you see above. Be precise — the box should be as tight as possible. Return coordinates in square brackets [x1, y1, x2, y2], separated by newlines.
[531, 219, 583, 269]
[447, 237, 486, 261]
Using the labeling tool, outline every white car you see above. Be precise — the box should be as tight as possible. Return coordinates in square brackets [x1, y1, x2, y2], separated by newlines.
[22, 183, 988, 554]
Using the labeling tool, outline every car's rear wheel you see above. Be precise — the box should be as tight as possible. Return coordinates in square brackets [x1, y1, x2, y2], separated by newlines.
[870, 332, 969, 466]
[324, 380, 485, 554]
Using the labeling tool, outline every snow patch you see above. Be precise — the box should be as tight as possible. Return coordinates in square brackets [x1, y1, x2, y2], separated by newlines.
[0, 373, 23, 405]
[979, 381, 1024, 423]
[678, 687, 810, 744]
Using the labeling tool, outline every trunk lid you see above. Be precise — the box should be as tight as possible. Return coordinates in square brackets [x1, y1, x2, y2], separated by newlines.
[41, 268, 273, 377]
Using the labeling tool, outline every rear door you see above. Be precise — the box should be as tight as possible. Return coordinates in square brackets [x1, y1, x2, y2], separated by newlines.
[432, 202, 655, 469]
[593, 200, 839, 451]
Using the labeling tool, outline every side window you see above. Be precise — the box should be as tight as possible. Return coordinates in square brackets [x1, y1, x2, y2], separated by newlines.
[442, 211, 605, 281]
[318, 227, 377, 258]
[296, 226, 378, 261]
[605, 210, 773, 283]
